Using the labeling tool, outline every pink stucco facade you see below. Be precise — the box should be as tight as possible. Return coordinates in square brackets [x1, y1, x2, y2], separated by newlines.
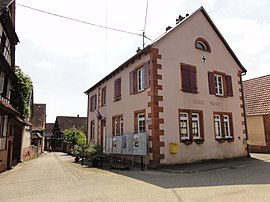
[85, 7, 248, 166]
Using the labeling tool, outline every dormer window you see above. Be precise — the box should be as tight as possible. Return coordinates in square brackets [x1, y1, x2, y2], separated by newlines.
[195, 38, 211, 52]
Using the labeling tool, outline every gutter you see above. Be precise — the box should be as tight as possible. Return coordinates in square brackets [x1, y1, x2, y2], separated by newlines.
[240, 71, 250, 157]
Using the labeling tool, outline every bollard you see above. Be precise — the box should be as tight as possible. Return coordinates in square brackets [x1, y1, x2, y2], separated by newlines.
[141, 156, 144, 171]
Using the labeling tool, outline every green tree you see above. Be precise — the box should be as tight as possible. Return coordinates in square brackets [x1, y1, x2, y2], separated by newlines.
[10, 66, 33, 118]
[63, 128, 86, 148]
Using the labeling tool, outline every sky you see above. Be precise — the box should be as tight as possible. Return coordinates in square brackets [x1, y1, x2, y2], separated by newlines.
[15, 0, 270, 123]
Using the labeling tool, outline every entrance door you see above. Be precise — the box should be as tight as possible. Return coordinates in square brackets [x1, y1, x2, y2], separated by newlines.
[7, 140, 12, 169]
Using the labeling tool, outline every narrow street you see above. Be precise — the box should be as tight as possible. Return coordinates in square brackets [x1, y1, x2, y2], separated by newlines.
[0, 152, 270, 202]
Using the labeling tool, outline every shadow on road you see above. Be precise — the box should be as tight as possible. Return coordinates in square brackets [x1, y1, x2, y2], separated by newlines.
[104, 157, 270, 189]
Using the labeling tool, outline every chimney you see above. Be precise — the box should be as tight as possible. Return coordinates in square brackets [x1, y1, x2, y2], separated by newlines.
[176, 15, 185, 24]
[77, 114, 79, 117]
[136, 47, 141, 53]
[166, 26, 172, 32]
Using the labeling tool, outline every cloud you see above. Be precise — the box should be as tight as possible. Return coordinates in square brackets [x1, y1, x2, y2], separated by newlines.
[202, 0, 217, 10]
[36, 61, 55, 71]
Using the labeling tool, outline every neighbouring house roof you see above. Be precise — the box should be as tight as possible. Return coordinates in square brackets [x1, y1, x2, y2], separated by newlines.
[243, 74, 270, 116]
[84, 6, 246, 94]
[54, 116, 87, 133]
[31, 104, 46, 131]
[44, 123, 54, 138]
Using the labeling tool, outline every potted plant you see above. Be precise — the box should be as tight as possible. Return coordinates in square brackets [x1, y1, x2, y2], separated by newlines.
[85, 143, 102, 167]
[73, 144, 84, 163]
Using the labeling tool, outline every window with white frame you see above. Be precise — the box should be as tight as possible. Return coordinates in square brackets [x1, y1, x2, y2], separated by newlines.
[0, 70, 5, 94]
[3, 38, 11, 65]
[137, 68, 145, 92]
[180, 111, 203, 141]
[214, 74, 223, 96]
[214, 115, 222, 139]
[112, 115, 123, 136]
[90, 121, 95, 141]
[192, 113, 201, 139]
[101, 87, 106, 107]
[120, 116, 123, 135]
[138, 113, 145, 133]
[6, 79, 12, 100]
[0, 115, 8, 150]
[180, 112, 189, 140]
[223, 115, 231, 138]
[129, 62, 150, 95]
[113, 117, 117, 135]
[214, 113, 233, 141]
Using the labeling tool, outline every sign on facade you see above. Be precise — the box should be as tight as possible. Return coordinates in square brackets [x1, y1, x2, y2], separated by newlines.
[105, 132, 148, 156]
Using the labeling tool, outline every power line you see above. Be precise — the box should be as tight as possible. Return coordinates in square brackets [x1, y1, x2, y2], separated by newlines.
[16, 3, 150, 39]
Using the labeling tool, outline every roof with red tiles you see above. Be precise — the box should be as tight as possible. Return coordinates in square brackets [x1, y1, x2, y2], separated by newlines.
[31, 104, 46, 131]
[243, 75, 270, 115]
[53, 116, 87, 133]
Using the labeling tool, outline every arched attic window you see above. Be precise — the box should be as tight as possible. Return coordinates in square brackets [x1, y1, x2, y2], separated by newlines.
[195, 38, 211, 52]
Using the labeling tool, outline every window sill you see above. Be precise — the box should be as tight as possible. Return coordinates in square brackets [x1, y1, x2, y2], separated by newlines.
[114, 97, 121, 102]
[181, 89, 199, 94]
[225, 137, 234, 142]
[181, 139, 192, 145]
[194, 139, 204, 144]
[216, 138, 225, 143]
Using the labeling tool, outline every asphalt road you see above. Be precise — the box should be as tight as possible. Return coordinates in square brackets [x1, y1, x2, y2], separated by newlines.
[0, 152, 270, 202]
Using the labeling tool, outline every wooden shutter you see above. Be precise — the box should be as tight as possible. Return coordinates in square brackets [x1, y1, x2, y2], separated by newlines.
[114, 78, 121, 100]
[189, 66, 197, 93]
[208, 71, 215, 95]
[94, 94, 97, 110]
[134, 113, 138, 133]
[144, 62, 150, 89]
[181, 66, 190, 92]
[225, 75, 233, 97]
[112, 117, 115, 135]
[90, 96, 93, 111]
[129, 71, 134, 95]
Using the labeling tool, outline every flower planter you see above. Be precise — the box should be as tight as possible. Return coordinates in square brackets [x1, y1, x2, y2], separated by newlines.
[195, 139, 204, 144]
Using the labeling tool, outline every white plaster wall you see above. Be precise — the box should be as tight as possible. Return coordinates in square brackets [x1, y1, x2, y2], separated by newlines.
[21, 126, 31, 149]
[154, 11, 247, 164]
[87, 54, 151, 144]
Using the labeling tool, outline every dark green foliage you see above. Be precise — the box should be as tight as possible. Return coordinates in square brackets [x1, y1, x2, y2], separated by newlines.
[10, 66, 33, 118]
[85, 143, 102, 160]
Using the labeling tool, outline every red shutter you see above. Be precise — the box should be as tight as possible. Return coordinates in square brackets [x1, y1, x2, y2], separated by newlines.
[181, 66, 190, 92]
[94, 94, 97, 110]
[114, 78, 121, 100]
[118, 79, 121, 98]
[190, 66, 197, 93]
[225, 75, 233, 97]
[114, 80, 117, 99]
[208, 71, 215, 95]
[112, 117, 115, 135]
[134, 113, 138, 133]
[129, 71, 134, 95]
[144, 62, 150, 89]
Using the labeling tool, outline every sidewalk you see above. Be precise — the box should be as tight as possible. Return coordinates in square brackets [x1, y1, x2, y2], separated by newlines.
[158, 153, 268, 173]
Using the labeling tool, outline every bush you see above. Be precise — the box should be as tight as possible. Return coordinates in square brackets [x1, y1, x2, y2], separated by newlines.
[85, 143, 102, 160]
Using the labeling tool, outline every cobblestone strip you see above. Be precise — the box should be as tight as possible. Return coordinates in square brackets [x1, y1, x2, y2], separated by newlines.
[54, 153, 81, 181]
